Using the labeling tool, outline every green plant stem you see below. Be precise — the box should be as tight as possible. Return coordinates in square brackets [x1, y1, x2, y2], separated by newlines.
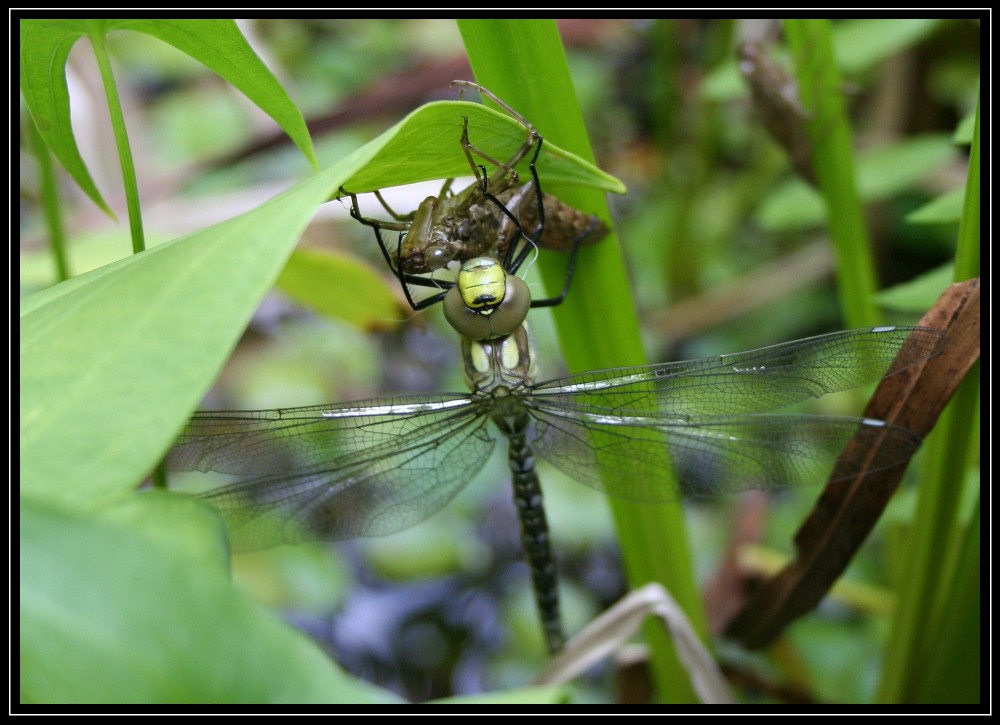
[911, 495, 980, 704]
[86, 23, 146, 254]
[457, 19, 704, 703]
[785, 19, 878, 328]
[86, 23, 164, 487]
[954, 95, 981, 281]
[28, 115, 70, 282]
[876, 93, 981, 704]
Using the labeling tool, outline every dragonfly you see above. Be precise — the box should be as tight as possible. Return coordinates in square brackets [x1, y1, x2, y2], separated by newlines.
[338, 81, 607, 310]
[170, 246, 944, 652]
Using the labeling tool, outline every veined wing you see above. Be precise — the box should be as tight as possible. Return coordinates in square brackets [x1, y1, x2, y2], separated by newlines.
[526, 408, 922, 502]
[169, 394, 494, 550]
[522, 326, 939, 502]
[528, 326, 944, 418]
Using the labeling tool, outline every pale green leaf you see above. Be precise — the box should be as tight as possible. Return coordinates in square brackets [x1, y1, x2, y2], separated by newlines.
[276, 247, 403, 331]
[20, 493, 401, 704]
[19, 20, 112, 214]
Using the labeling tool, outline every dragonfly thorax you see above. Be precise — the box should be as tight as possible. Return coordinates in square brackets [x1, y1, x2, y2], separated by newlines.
[461, 323, 537, 395]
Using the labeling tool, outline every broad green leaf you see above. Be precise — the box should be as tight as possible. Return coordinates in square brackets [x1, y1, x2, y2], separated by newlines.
[339, 100, 627, 196]
[276, 247, 403, 331]
[20, 493, 401, 704]
[19, 18, 316, 217]
[19, 166, 349, 506]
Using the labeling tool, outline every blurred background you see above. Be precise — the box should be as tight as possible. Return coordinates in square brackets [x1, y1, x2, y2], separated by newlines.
[19, 18, 979, 703]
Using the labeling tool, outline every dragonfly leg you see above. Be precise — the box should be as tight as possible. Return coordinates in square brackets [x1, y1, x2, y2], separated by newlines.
[339, 186, 411, 232]
[503, 134, 545, 275]
[339, 185, 459, 311]
[527, 214, 595, 310]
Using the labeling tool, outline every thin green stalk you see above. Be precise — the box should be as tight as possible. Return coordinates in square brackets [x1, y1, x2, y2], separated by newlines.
[784, 19, 878, 328]
[912, 495, 980, 704]
[876, 94, 980, 704]
[86, 23, 146, 254]
[85, 23, 166, 488]
[28, 115, 71, 282]
[456, 19, 704, 703]
[954, 95, 981, 281]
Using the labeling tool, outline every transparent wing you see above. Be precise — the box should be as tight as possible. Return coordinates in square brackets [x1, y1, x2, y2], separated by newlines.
[524, 326, 939, 501]
[169, 394, 494, 550]
[528, 410, 921, 501]
[530, 326, 944, 417]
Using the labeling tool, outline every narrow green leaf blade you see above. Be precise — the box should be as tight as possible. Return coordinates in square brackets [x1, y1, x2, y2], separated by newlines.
[906, 186, 966, 224]
[19, 19, 113, 215]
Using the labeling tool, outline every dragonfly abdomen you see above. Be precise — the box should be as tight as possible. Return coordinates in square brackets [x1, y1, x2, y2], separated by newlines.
[494, 409, 564, 654]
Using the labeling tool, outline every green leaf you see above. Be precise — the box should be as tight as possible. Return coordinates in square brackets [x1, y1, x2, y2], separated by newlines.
[874, 263, 954, 312]
[910, 496, 980, 704]
[953, 111, 977, 144]
[20, 493, 401, 704]
[906, 186, 966, 224]
[853, 135, 958, 198]
[19, 18, 317, 218]
[19, 167, 346, 507]
[831, 19, 941, 74]
[19, 20, 112, 215]
[340, 100, 626, 195]
[276, 247, 403, 331]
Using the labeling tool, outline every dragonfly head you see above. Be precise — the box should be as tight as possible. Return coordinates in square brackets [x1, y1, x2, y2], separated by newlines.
[444, 257, 530, 340]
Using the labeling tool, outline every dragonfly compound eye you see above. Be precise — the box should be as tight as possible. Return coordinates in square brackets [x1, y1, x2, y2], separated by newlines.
[444, 258, 530, 340]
